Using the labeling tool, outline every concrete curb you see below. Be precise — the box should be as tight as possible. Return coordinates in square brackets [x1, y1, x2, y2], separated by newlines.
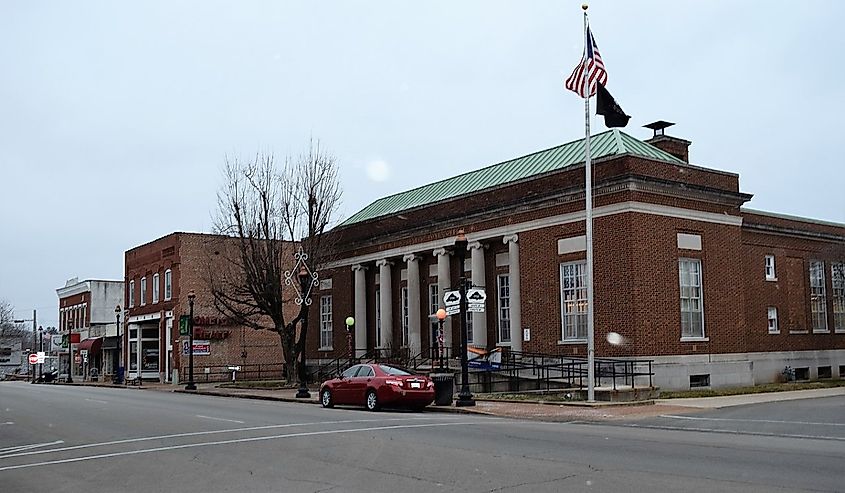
[473, 397, 655, 408]
[173, 388, 503, 415]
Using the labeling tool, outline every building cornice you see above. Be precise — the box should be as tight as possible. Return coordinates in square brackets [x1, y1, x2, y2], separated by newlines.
[325, 201, 744, 269]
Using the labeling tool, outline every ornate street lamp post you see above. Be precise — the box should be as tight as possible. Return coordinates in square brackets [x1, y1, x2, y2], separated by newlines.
[286, 248, 318, 399]
[436, 308, 447, 369]
[67, 320, 74, 384]
[114, 305, 123, 384]
[296, 266, 312, 398]
[454, 231, 475, 407]
[37, 326, 43, 382]
[185, 290, 197, 391]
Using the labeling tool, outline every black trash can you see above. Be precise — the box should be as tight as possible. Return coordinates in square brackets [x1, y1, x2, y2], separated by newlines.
[429, 372, 455, 406]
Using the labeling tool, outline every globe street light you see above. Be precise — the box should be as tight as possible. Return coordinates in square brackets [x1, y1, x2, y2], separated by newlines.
[436, 308, 447, 369]
[185, 290, 197, 391]
[454, 230, 475, 407]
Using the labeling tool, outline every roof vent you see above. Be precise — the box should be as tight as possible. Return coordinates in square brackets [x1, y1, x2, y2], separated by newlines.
[643, 121, 691, 163]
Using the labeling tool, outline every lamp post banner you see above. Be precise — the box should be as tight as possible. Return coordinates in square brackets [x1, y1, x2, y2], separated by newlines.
[182, 340, 210, 356]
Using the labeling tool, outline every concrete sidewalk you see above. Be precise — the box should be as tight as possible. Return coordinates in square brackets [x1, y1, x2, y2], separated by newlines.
[40, 380, 845, 422]
[654, 386, 845, 409]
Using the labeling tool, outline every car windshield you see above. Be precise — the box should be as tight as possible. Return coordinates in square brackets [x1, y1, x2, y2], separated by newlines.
[379, 365, 412, 376]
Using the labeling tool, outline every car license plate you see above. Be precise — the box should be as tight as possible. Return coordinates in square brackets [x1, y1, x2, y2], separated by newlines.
[410, 382, 421, 389]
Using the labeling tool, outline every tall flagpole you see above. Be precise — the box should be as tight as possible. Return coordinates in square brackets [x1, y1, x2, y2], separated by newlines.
[583, 5, 596, 403]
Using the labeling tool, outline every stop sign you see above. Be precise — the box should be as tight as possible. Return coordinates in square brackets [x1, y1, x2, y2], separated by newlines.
[28, 353, 38, 364]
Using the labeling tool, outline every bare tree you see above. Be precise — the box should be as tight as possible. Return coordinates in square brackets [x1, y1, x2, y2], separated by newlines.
[0, 299, 28, 339]
[210, 140, 341, 382]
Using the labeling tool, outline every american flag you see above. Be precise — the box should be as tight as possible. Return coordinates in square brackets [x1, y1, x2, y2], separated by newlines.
[565, 26, 607, 99]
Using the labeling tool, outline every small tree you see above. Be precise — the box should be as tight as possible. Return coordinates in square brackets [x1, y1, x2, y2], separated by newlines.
[210, 141, 341, 382]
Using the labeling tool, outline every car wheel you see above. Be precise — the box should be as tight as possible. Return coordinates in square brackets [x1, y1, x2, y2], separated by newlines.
[365, 389, 380, 411]
[320, 388, 334, 408]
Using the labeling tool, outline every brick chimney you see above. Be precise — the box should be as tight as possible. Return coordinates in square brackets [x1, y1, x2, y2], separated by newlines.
[644, 121, 691, 163]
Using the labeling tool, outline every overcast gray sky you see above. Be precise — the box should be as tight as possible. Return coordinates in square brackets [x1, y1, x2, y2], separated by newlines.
[2, 1, 843, 328]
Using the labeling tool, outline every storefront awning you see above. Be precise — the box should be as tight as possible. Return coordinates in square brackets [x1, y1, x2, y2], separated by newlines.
[101, 336, 120, 350]
[77, 337, 103, 354]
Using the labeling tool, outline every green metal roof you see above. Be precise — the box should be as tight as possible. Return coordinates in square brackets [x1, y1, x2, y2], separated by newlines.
[341, 129, 685, 226]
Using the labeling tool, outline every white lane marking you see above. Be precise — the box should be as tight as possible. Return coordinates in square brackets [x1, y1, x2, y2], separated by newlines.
[660, 415, 845, 427]
[1, 422, 13, 426]
[196, 415, 245, 424]
[627, 423, 845, 441]
[0, 441, 63, 455]
[84, 398, 108, 404]
[0, 421, 481, 472]
[0, 416, 470, 460]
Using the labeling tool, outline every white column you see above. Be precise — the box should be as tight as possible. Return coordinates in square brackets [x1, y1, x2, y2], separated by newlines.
[469, 241, 487, 348]
[433, 248, 453, 351]
[403, 254, 422, 356]
[504, 234, 522, 353]
[352, 265, 368, 357]
[376, 259, 393, 349]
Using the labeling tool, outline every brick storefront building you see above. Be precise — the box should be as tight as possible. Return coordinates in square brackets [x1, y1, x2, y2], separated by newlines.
[56, 278, 123, 381]
[124, 233, 297, 383]
[309, 127, 845, 390]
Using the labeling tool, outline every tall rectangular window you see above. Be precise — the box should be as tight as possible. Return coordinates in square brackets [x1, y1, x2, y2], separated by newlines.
[560, 261, 587, 341]
[129, 280, 135, 308]
[833, 262, 845, 332]
[679, 258, 704, 338]
[375, 288, 381, 347]
[767, 307, 779, 334]
[140, 277, 147, 306]
[765, 255, 776, 280]
[429, 284, 439, 347]
[164, 269, 172, 301]
[810, 260, 827, 332]
[320, 295, 332, 349]
[152, 273, 160, 303]
[401, 287, 409, 347]
[498, 274, 511, 343]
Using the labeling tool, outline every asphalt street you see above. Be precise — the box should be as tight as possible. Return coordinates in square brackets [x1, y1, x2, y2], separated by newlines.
[1, 382, 843, 493]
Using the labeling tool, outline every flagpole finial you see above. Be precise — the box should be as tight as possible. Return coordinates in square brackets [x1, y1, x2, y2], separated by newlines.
[582, 3, 588, 10]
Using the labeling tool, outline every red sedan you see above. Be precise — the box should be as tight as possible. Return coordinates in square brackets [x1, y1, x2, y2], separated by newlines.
[320, 363, 435, 411]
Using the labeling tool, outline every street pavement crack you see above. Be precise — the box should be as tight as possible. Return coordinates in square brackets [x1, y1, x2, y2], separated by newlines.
[486, 474, 577, 492]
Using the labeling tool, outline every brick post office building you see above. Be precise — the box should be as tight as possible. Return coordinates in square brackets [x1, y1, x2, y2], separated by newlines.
[124, 233, 299, 383]
[309, 126, 845, 390]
